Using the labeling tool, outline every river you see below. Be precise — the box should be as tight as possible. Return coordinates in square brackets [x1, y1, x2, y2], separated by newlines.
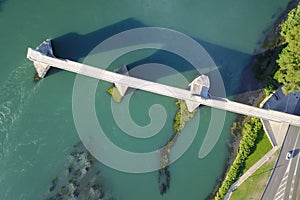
[0, 0, 290, 199]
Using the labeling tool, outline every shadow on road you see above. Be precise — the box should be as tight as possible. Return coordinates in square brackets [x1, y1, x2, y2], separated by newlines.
[292, 148, 300, 158]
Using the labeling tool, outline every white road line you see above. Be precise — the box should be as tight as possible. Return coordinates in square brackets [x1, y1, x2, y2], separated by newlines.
[282, 174, 288, 181]
[293, 148, 300, 177]
[274, 162, 291, 199]
[275, 176, 288, 199]
[277, 185, 286, 195]
[274, 192, 285, 200]
[278, 181, 287, 189]
[274, 131, 299, 200]
[286, 161, 291, 175]
[288, 131, 300, 200]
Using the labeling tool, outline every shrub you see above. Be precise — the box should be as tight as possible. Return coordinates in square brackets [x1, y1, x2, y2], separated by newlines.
[214, 118, 264, 200]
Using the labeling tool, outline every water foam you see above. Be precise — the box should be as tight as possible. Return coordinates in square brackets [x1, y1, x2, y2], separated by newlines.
[0, 60, 41, 159]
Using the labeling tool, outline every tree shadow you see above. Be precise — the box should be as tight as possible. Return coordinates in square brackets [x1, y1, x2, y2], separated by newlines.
[48, 18, 262, 97]
[293, 98, 300, 115]
[249, 166, 274, 178]
[252, 45, 285, 82]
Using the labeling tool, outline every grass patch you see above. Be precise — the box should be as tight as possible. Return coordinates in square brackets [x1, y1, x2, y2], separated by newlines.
[230, 149, 280, 200]
[160, 100, 197, 169]
[214, 118, 265, 200]
[107, 86, 122, 103]
[242, 131, 272, 173]
[173, 100, 197, 132]
[158, 100, 197, 195]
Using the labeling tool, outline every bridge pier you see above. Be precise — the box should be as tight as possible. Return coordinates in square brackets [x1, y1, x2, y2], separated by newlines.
[28, 39, 130, 97]
[186, 75, 210, 112]
[261, 120, 289, 147]
[114, 65, 129, 96]
[185, 100, 201, 113]
[27, 39, 55, 78]
[26, 39, 300, 128]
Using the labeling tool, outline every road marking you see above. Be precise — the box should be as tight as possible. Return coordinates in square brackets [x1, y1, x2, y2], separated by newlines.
[278, 181, 287, 189]
[282, 174, 288, 181]
[293, 150, 300, 177]
[274, 132, 299, 200]
[277, 185, 286, 195]
[274, 192, 285, 200]
[288, 131, 300, 200]
[275, 168, 289, 200]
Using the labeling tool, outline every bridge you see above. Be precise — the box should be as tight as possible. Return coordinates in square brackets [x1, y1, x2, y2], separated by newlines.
[27, 40, 300, 141]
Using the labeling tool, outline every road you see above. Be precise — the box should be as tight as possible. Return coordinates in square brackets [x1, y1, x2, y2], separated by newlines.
[261, 126, 300, 200]
[27, 48, 300, 127]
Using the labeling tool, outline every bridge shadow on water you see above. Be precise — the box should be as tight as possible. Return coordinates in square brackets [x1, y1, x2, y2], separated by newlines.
[0, 0, 6, 12]
[51, 18, 263, 97]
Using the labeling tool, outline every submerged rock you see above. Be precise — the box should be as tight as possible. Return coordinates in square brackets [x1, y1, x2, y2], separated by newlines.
[158, 167, 171, 195]
[45, 142, 113, 200]
[49, 177, 58, 192]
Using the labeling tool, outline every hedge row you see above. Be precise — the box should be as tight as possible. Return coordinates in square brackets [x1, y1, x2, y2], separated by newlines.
[214, 118, 264, 200]
[275, 3, 300, 94]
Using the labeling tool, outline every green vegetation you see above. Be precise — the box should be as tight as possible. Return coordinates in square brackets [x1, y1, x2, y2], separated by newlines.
[275, 3, 300, 94]
[106, 87, 198, 170]
[252, 26, 282, 97]
[264, 76, 278, 97]
[214, 118, 266, 200]
[106, 83, 197, 195]
[160, 100, 197, 169]
[242, 131, 272, 173]
[159, 100, 197, 195]
[230, 149, 280, 200]
[215, 3, 300, 199]
[60, 186, 68, 195]
[253, 3, 300, 96]
[173, 100, 197, 133]
[107, 86, 122, 103]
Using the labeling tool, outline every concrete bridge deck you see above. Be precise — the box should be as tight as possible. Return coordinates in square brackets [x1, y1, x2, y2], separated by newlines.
[27, 47, 300, 127]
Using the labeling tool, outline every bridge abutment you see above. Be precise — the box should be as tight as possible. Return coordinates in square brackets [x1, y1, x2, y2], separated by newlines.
[186, 75, 210, 112]
[26, 39, 300, 129]
[114, 65, 129, 96]
[27, 39, 54, 78]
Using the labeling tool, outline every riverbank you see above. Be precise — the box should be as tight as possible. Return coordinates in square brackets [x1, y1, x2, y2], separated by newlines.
[212, 1, 299, 199]
[230, 149, 280, 200]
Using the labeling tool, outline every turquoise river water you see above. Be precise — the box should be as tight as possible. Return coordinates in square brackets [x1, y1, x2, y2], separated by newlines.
[0, 0, 290, 199]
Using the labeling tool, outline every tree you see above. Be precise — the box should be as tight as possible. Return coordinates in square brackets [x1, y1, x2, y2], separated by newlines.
[275, 3, 300, 94]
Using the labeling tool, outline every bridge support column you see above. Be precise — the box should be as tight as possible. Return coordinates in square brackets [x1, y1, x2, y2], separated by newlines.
[27, 39, 55, 78]
[185, 75, 210, 112]
[33, 62, 51, 78]
[185, 100, 201, 112]
[114, 65, 129, 96]
[261, 120, 289, 147]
